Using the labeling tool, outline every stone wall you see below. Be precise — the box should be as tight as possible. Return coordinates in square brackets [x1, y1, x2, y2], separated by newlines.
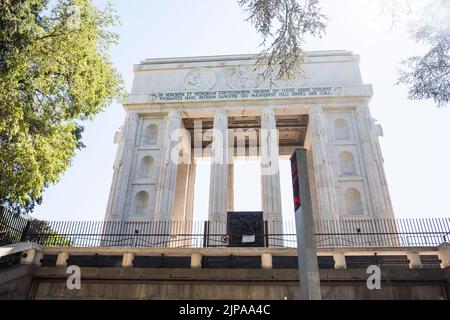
[2, 266, 448, 300]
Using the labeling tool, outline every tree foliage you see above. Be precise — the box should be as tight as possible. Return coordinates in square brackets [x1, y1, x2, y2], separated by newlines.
[0, 0, 124, 213]
[240, 0, 450, 107]
[239, 0, 327, 80]
[398, 0, 450, 107]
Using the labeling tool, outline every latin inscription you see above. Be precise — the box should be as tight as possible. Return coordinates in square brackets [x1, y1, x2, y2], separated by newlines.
[157, 87, 333, 102]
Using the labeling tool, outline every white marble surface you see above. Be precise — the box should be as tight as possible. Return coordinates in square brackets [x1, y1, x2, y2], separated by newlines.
[104, 52, 395, 223]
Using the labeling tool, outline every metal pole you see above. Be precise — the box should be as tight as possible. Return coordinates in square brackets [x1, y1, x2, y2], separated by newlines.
[291, 148, 322, 300]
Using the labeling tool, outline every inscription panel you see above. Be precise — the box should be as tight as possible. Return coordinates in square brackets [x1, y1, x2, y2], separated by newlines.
[156, 87, 333, 103]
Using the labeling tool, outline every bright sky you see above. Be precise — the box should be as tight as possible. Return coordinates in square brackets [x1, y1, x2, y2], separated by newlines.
[33, 0, 450, 221]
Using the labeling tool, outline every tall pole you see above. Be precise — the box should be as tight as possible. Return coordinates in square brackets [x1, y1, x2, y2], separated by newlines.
[290, 148, 322, 300]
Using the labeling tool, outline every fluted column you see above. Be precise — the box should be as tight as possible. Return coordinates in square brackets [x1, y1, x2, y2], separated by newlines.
[355, 104, 394, 218]
[172, 164, 189, 221]
[154, 111, 182, 221]
[185, 160, 196, 222]
[260, 107, 283, 222]
[227, 163, 234, 211]
[183, 160, 197, 247]
[208, 109, 229, 223]
[310, 106, 339, 219]
[105, 112, 139, 221]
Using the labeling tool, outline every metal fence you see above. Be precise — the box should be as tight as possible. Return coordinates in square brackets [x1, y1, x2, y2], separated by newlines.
[0, 207, 29, 246]
[1, 208, 449, 248]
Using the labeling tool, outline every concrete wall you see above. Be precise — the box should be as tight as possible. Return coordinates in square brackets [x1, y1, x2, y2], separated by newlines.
[0, 265, 33, 300]
[3, 266, 447, 300]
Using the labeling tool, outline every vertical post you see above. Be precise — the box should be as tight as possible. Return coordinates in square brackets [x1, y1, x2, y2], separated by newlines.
[355, 104, 394, 218]
[309, 107, 339, 219]
[105, 112, 140, 221]
[260, 107, 283, 248]
[20, 221, 31, 242]
[291, 148, 322, 300]
[264, 220, 269, 248]
[260, 108, 283, 222]
[227, 163, 234, 212]
[203, 221, 209, 248]
[208, 109, 229, 223]
[154, 111, 182, 221]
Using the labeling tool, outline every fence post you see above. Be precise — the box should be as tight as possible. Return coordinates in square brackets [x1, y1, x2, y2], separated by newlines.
[264, 220, 269, 248]
[202, 221, 209, 248]
[20, 220, 31, 242]
[133, 229, 139, 247]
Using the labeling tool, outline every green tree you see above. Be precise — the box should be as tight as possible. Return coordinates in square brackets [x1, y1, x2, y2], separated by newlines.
[0, 0, 125, 213]
[239, 0, 327, 80]
[240, 0, 450, 107]
[398, 0, 450, 107]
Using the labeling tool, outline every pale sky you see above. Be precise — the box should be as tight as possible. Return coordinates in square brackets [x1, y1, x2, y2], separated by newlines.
[33, 0, 450, 221]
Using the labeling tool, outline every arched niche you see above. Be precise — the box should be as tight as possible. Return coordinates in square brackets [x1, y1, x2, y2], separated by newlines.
[134, 191, 149, 217]
[139, 156, 154, 178]
[334, 119, 351, 140]
[339, 151, 356, 176]
[143, 124, 159, 145]
[345, 188, 364, 216]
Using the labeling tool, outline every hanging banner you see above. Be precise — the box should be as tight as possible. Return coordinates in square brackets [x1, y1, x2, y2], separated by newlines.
[290, 152, 302, 212]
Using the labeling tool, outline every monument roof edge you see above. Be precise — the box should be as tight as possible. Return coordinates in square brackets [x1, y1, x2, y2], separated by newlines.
[137, 50, 356, 66]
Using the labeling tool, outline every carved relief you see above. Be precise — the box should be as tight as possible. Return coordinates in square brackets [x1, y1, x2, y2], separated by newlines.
[334, 86, 344, 96]
[114, 127, 124, 145]
[225, 66, 257, 89]
[183, 68, 216, 90]
[112, 127, 124, 170]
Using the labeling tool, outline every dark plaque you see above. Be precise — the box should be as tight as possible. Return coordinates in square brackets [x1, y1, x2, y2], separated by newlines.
[227, 211, 264, 247]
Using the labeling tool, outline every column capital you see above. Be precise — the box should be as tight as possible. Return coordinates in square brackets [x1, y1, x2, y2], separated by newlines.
[355, 104, 372, 118]
[214, 109, 228, 117]
[128, 111, 140, 121]
[310, 105, 324, 115]
[167, 110, 182, 120]
[261, 107, 275, 115]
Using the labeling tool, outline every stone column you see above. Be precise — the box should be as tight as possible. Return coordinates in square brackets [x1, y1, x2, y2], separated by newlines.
[184, 161, 197, 246]
[208, 110, 229, 223]
[185, 160, 197, 222]
[173, 164, 190, 222]
[310, 107, 339, 220]
[260, 108, 283, 222]
[227, 163, 234, 212]
[171, 163, 190, 246]
[154, 111, 182, 221]
[260, 108, 283, 247]
[105, 112, 140, 221]
[355, 104, 394, 218]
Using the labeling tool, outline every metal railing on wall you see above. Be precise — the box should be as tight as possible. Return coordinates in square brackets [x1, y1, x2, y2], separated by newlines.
[0, 207, 29, 246]
[1, 208, 449, 248]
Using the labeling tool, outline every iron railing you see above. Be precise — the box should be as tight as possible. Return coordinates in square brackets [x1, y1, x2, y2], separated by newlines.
[0, 207, 29, 246]
[1, 208, 449, 248]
